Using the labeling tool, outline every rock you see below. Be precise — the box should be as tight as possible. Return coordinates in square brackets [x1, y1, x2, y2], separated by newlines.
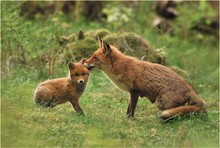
[61, 29, 165, 65]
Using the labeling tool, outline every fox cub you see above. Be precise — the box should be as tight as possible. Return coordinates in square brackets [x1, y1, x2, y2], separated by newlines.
[84, 37, 207, 120]
[34, 59, 90, 114]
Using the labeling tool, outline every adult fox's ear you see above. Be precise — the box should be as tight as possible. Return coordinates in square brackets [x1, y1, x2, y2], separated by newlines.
[102, 40, 111, 55]
[67, 62, 75, 70]
[97, 36, 103, 48]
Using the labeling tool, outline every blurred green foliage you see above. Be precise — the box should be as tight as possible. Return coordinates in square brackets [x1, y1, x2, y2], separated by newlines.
[1, 1, 219, 147]
[1, 0, 218, 98]
[1, 0, 218, 97]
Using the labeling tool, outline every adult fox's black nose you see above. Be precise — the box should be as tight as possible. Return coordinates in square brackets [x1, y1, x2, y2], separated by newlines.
[83, 63, 94, 70]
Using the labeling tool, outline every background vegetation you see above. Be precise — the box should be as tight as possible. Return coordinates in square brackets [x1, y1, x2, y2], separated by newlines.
[1, 1, 219, 147]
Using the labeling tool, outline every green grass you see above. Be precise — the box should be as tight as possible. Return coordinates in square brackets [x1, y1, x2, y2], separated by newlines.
[1, 1, 219, 147]
[1, 70, 219, 147]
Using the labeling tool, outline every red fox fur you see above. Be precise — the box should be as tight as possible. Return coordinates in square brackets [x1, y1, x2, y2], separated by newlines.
[34, 59, 90, 114]
[84, 37, 207, 119]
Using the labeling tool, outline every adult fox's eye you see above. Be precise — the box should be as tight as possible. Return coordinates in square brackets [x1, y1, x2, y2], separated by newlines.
[94, 57, 99, 62]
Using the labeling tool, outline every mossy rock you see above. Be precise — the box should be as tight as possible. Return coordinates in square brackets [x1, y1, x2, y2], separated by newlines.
[103, 32, 165, 64]
[64, 36, 98, 62]
[62, 29, 165, 64]
[85, 29, 111, 38]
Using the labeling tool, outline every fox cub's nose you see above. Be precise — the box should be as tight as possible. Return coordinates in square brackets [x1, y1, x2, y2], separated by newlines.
[78, 80, 84, 84]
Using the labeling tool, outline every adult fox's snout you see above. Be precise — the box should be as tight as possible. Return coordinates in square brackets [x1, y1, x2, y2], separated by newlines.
[83, 60, 94, 70]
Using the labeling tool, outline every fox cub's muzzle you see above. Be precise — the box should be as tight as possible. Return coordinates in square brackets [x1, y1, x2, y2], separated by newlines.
[77, 79, 85, 84]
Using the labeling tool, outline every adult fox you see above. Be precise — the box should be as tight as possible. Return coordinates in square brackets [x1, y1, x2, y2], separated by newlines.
[84, 37, 207, 120]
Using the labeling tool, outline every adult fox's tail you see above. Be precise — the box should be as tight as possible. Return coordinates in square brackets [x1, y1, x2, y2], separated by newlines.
[159, 105, 206, 120]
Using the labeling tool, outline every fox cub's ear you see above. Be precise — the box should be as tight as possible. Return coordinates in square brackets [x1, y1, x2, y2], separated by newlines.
[80, 58, 86, 64]
[102, 40, 112, 55]
[67, 62, 75, 70]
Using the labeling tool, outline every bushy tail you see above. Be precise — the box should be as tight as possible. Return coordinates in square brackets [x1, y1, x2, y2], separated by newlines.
[159, 105, 206, 120]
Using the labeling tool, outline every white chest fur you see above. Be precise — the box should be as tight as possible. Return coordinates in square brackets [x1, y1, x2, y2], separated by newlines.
[103, 71, 129, 92]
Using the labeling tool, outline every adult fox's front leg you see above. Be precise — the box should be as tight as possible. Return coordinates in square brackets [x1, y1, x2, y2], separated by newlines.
[127, 91, 139, 118]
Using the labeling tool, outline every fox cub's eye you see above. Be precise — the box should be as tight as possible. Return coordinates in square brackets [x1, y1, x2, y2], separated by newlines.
[74, 73, 79, 76]
[82, 73, 89, 76]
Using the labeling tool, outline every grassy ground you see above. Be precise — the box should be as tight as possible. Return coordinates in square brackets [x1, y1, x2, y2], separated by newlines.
[1, 1, 219, 147]
[1, 69, 219, 147]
